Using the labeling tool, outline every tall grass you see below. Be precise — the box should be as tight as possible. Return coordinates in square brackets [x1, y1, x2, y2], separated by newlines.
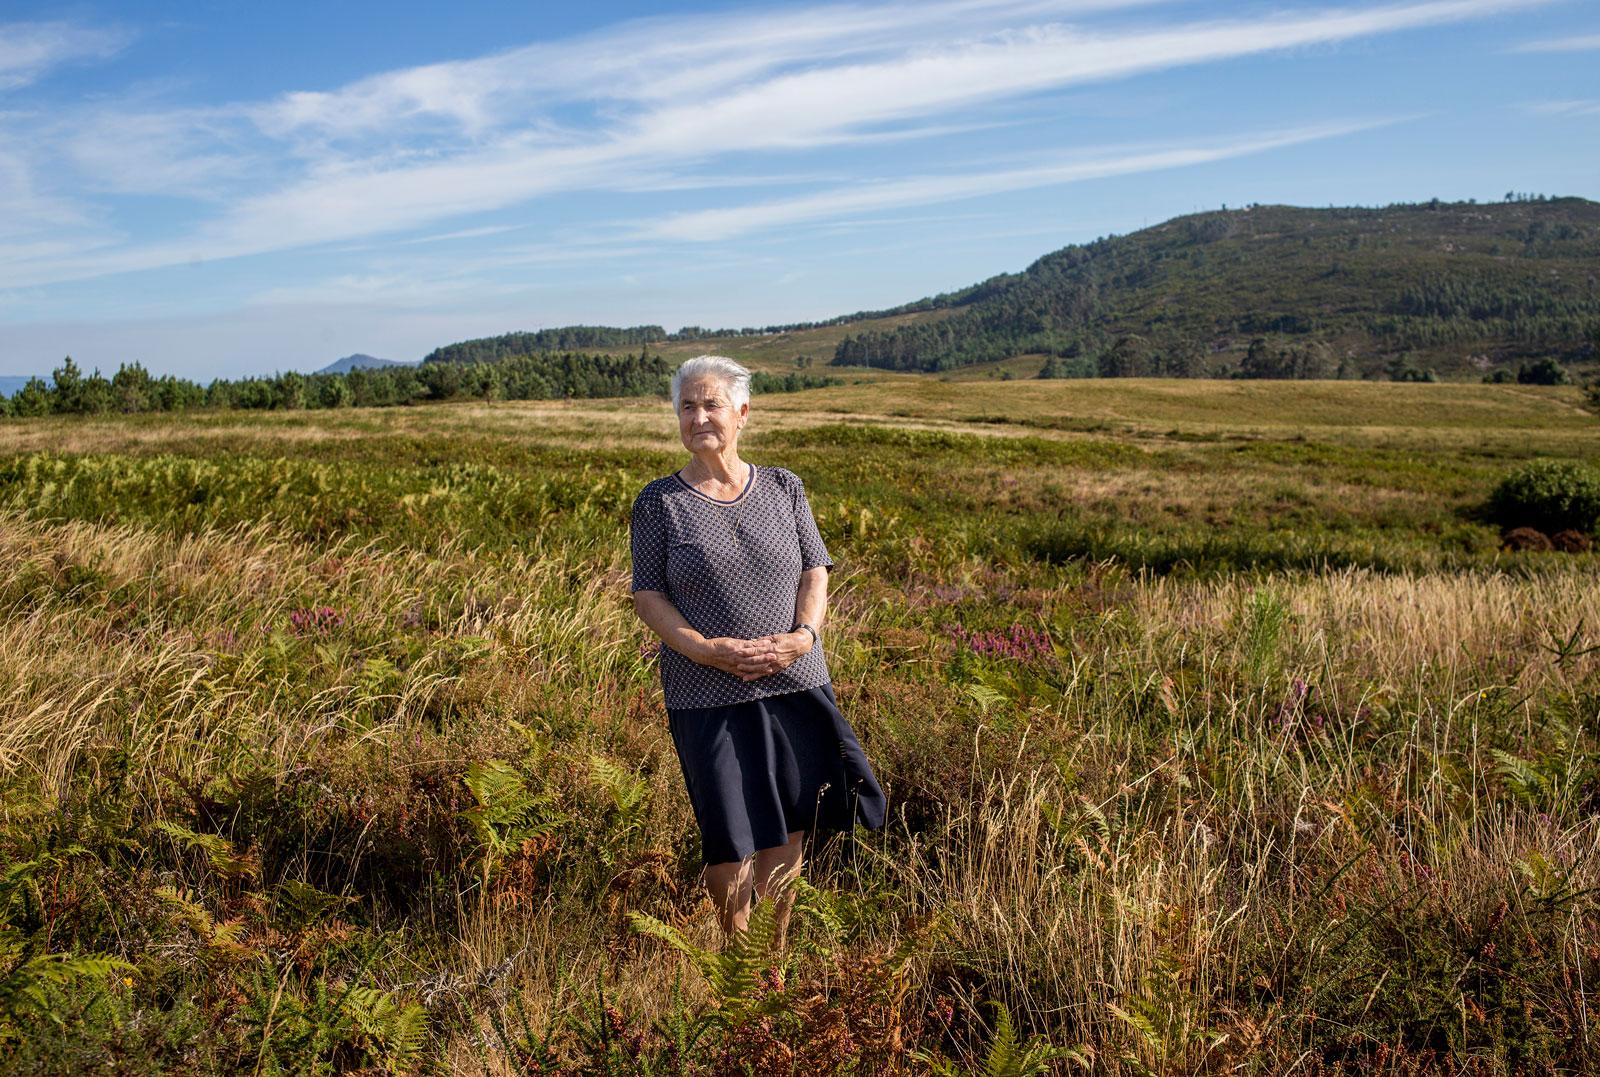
[1, 390, 1598, 1073]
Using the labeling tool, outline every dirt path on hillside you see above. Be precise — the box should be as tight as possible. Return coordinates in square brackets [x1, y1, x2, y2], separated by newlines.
[1497, 386, 1596, 418]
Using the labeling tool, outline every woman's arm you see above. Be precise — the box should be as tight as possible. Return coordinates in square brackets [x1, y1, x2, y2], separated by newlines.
[632, 589, 786, 681]
[747, 565, 828, 675]
[793, 565, 827, 640]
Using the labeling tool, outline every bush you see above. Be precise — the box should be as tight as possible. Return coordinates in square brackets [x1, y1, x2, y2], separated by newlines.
[1517, 358, 1570, 385]
[1487, 459, 1600, 535]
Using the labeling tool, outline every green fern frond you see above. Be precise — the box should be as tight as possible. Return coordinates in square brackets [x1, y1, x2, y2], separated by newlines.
[709, 898, 780, 1005]
[589, 755, 647, 817]
[275, 879, 355, 928]
[788, 876, 845, 939]
[625, 912, 718, 981]
[628, 902, 784, 1014]
[155, 884, 218, 936]
[462, 760, 532, 832]
[0, 952, 135, 1026]
[152, 819, 257, 880]
[345, 985, 429, 1068]
[914, 999, 1085, 1077]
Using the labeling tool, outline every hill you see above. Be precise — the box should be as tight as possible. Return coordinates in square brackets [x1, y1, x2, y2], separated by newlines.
[418, 197, 1599, 383]
[831, 196, 1600, 379]
[317, 353, 414, 374]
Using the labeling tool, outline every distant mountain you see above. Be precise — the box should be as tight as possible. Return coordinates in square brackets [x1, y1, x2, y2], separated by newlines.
[318, 354, 414, 374]
[829, 196, 1600, 378]
[0, 375, 42, 398]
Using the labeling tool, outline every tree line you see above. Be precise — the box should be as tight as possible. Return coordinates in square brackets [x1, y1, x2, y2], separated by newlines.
[1, 354, 840, 419]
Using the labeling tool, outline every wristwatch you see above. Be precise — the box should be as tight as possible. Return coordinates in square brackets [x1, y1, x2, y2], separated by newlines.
[792, 622, 818, 646]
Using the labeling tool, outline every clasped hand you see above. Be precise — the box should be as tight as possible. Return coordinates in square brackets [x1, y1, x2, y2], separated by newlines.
[698, 632, 812, 681]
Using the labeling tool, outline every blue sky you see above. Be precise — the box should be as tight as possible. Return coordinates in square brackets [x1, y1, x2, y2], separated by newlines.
[1, 0, 1596, 380]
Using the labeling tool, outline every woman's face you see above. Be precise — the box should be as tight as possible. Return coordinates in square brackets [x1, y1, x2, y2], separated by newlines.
[677, 376, 747, 456]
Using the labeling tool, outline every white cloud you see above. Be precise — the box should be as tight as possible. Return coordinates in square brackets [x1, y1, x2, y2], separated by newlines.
[250, 0, 1170, 144]
[1526, 99, 1600, 116]
[59, 106, 259, 197]
[1511, 32, 1600, 51]
[0, 0, 1553, 288]
[0, 20, 128, 90]
[643, 120, 1398, 241]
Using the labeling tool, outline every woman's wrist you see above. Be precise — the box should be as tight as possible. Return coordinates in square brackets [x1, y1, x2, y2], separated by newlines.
[678, 630, 714, 663]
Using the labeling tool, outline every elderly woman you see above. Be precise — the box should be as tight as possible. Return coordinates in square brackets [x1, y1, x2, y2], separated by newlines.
[629, 355, 886, 939]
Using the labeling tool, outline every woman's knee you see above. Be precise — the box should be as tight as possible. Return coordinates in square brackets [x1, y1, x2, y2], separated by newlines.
[703, 859, 751, 897]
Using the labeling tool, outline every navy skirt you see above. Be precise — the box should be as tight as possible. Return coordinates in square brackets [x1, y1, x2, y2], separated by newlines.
[667, 681, 887, 866]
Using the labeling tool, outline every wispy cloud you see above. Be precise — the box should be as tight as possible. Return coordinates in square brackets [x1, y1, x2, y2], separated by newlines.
[0, 0, 1554, 289]
[0, 20, 128, 91]
[1511, 31, 1600, 51]
[1526, 99, 1600, 117]
[643, 120, 1398, 241]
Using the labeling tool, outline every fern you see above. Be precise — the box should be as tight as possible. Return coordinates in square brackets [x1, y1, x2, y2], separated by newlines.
[1241, 586, 1289, 681]
[966, 682, 1009, 715]
[459, 760, 563, 886]
[628, 898, 785, 1017]
[589, 754, 649, 867]
[1107, 950, 1228, 1075]
[482, 990, 561, 1076]
[274, 879, 355, 929]
[152, 818, 258, 880]
[919, 1000, 1087, 1076]
[590, 755, 647, 821]
[788, 875, 846, 941]
[0, 948, 135, 1033]
[345, 985, 429, 1072]
[154, 883, 254, 964]
[1041, 795, 1112, 872]
[0, 845, 90, 923]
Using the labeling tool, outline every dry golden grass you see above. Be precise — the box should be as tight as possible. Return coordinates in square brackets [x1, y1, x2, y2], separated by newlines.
[3, 380, 1599, 1072]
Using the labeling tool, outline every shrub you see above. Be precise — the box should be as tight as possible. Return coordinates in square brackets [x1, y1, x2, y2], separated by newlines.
[1517, 358, 1570, 385]
[1503, 526, 1553, 552]
[1487, 459, 1600, 535]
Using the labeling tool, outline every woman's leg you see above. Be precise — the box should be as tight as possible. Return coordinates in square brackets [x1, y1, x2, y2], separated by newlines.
[702, 858, 754, 935]
[701, 830, 805, 940]
[751, 830, 805, 949]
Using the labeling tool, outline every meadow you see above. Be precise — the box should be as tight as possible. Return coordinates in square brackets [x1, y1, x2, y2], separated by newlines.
[2, 378, 1598, 1075]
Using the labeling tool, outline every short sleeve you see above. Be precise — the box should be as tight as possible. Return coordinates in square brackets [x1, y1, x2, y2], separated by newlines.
[789, 470, 834, 572]
[629, 487, 668, 592]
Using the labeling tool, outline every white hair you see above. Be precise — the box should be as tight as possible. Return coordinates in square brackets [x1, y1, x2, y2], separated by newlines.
[671, 355, 751, 412]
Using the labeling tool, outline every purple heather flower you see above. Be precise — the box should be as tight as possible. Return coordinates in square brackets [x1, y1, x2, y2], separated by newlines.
[287, 605, 346, 635]
[946, 622, 1053, 662]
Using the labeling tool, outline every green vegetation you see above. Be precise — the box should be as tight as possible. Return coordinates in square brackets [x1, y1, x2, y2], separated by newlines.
[832, 197, 1600, 379]
[1487, 459, 1600, 536]
[0, 353, 840, 420]
[1, 379, 1598, 1073]
[424, 326, 671, 363]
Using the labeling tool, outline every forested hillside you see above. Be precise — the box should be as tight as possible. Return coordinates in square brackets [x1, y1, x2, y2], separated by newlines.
[831, 196, 1600, 379]
[423, 326, 670, 364]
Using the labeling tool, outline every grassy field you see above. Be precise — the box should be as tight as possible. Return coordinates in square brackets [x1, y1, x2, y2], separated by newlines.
[2, 379, 1598, 1074]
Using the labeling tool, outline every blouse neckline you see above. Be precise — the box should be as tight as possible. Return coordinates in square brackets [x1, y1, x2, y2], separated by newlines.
[672, 462, 757, 505]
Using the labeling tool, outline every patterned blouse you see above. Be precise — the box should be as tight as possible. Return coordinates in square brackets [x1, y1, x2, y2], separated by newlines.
[629, 464, 834, 709]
